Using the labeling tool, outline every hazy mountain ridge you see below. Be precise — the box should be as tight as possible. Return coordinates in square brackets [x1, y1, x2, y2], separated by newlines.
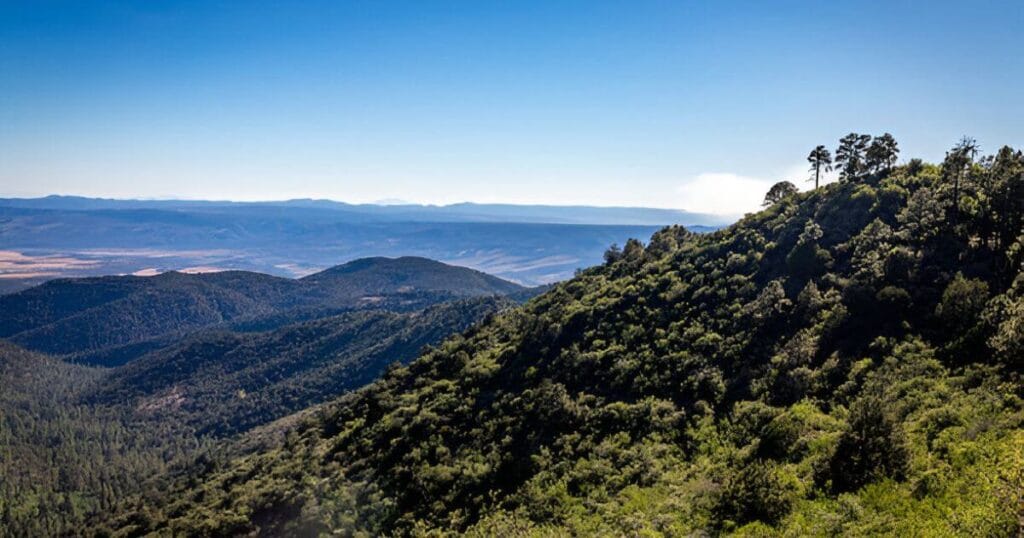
[0, 195, 728, 226]
[0, 197, 721, 290]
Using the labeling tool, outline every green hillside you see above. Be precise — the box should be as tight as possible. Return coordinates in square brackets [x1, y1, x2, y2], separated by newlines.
[0, 259, 529, 537]
[86, 297, 512, 436]
[0, 297, 514, 536]
[106, 146, 1024, 536]
[0, 343, 207, 537]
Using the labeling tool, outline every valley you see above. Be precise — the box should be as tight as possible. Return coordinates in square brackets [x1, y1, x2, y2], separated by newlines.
[0, 257, 535, 535]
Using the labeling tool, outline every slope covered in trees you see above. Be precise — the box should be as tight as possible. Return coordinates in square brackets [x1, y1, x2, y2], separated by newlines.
[108, 142, 1024, 536]
[0, 257, 528, 366]
[0, 261, 531, 537]
[86, 297, 512, 437]
[0, 298, 515, 536]
[0, 343, 208, 537]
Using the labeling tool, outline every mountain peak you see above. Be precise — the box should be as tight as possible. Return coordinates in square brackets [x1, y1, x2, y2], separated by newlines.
[301, 256, 526, 296]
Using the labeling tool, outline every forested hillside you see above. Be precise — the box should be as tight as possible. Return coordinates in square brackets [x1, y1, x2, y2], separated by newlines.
[0, 343, 209, 537]
[0, 260, 529, 537]
[107, 140, 1024, 536]
[0, 300, 513, 536]
[0, 257, 527, 366]
[86, 297, 511, 436]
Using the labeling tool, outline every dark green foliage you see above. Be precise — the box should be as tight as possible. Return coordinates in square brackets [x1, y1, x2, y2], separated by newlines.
[0, 257, 528, 365]
[935, 273, 990, 358]
[0, 343, 206, 537]
[603, 243, 622, 264]
[987, 278, 1024, 368]
[785, 221, 831, 280]
[718, 460, 797, 526]
[88, 297, 511, 436]
[763, 181, 799, 207]
[0, 263, 524, 537]
[866, 133, 899, 174]
[827, 394, 911, 492]
[300, 256, 525, 296]
[835, 132, 872, 181]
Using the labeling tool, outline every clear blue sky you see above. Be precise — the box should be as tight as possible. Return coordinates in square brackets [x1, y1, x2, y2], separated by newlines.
[1, 1, 1021, 215]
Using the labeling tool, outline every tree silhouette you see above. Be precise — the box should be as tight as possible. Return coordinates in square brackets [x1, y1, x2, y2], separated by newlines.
[943, 136, 979, 224]
[866, 133, 899, 174]
[835, 133, 871, 182]
[836, 133, 871, 181]
[763, 181, 798, 207]
[807, 145, 832, 189]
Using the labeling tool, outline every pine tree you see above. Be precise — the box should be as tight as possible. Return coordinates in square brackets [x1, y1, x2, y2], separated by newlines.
[835, 133, 872, 182]
[807, 145, 832, 189]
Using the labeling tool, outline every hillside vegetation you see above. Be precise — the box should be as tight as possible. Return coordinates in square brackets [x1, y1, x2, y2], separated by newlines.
[86, 297, 512, 436]
[108, 142, 1024, 536]
[0, 260, 530, 537]
[0, 343, 209, 537]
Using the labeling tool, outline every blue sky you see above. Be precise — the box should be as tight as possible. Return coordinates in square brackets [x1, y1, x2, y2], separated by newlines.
[1, 1, 1021, 215]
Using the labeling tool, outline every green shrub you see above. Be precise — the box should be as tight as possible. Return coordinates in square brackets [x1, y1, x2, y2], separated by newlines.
[828, 395, 910, 492]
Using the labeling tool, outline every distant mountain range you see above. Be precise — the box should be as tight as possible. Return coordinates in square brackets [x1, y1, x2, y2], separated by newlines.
[0, 196, 725, 291]
[0, 195, 727, 226]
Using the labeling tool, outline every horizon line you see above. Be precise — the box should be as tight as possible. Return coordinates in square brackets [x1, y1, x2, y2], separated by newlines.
[0, 192, 736, 217]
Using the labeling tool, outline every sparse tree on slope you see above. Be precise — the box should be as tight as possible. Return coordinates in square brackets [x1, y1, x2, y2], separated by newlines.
[866, 133, 899, 174]
[828, 394, 910, 492]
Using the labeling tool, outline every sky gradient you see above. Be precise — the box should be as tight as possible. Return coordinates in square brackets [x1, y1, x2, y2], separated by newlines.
[2, 1, 1022, 215]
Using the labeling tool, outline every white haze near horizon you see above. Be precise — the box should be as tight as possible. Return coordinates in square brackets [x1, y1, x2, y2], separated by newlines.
[0, 163, 838, 218]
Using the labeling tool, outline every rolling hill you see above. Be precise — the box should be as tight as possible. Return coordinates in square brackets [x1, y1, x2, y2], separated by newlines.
[0, 257, 529, 366]
[0, 263, 524, 536]
[85, 297, 512, 437]
[300, 256, 526, 297]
